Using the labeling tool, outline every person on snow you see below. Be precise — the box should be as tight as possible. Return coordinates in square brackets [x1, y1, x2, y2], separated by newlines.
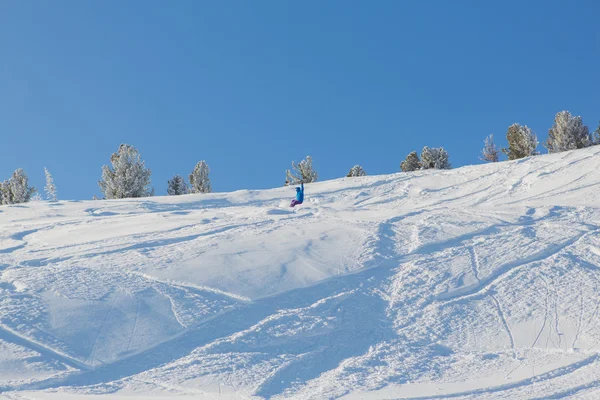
[290, 181, 304, 207]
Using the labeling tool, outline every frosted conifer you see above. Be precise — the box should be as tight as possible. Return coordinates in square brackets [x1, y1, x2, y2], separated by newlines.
[400, 151, 421, 172]
[285, 156, 318, 185]
[0, 169, 36, 205]
[594, 121, 600, 145]
[502, 123, 538, 160]
[189, 161, 211, 194]
[480, 134, 500, 162]
[420, 147, 451, 170]
[0, 182, 8, 205]
[168, 175, 189, 195]
[44, 167, 57, 201]
[545, 111, 591, 153]
[31, 193, 43, 202]
[347, 165, 367, 177]
[98, 144, 153, 199]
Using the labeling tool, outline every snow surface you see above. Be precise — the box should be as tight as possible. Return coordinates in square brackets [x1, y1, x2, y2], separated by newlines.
[3, 148, 600, 399]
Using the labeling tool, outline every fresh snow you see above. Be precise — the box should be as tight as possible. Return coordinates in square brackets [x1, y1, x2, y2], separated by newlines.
[2, 148, 600, 399]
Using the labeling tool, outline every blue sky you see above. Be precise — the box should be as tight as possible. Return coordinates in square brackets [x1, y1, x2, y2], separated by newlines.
[1, 1, 599, 200]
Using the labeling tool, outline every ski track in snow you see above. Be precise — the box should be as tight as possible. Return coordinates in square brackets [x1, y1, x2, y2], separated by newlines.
[468, 246, 481, 284]
[3, 148, 600, 399]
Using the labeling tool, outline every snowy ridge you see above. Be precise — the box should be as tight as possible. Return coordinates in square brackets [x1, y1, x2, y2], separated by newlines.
[2, 148, 600, 399]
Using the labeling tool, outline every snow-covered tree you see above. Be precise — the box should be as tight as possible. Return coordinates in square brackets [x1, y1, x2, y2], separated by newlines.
[9, 169, 36, 203]
[168, 174, 189, 195]
[44, 167, 57, 201]
[98, 144, 153, 199]
[31, 193, 43, 202]
[400, 151, 421, 172]
[0, 169, 36, 205]
[545, 111, 591, 153]
[285, 156, 318, 185]
[420, 147, 451, 170]
[594, 121, 600, 145]
[347, 165, 367, 177]
[0, 182, 9, 205]
[502, 123, 538, 160]
[189, 161, 211, 194]
[92, 194, 99, 200]
[480, 134, 500, 162]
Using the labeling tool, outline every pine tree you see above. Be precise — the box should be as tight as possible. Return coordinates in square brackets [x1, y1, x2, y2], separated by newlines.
[545, 110, 591, 153]
[189, 161, 211, 194]
[168, 174, 189, 195]
[0, 169, 36, 205]
[98, 144, 153, 199]
[400, 151, 421, 172]
[480, 134, 499, 162]
[31, 193, 43, 202]
[285, 156, 318, 185]
[502, 123, 539, 160]
[92, 194, 99, 200]
[420, 147, 451, 170]
[0, 181, 8, 205]
[10, 169, 36, 203]
[347, 165, 367, 177]
[594, 121, 600, 145]
[44, 167, 57, 201]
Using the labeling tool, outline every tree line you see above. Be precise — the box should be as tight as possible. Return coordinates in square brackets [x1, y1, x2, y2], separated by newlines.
[1, 110, 598, 204]
[97, 144, 212, 199]
[481, 111, 599, 163]
[0, 167, 56, 205]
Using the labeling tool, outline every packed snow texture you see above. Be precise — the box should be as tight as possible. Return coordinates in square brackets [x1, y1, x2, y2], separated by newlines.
[2, 148, 600, 399]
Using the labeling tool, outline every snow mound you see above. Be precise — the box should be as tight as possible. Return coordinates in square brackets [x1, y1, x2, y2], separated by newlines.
[3, 147, 600, 399]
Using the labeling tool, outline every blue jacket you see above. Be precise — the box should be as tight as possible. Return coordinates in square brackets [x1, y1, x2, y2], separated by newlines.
[296, 182, 304, 202]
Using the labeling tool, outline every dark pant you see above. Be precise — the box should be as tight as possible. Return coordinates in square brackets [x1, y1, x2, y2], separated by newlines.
[290, 200, 303, 207]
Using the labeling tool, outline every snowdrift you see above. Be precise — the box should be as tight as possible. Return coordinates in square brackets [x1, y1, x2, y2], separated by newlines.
[2, 147, 600, 399]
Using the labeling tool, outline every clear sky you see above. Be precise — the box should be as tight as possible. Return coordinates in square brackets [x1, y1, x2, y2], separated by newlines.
[1, 0, 599, 200]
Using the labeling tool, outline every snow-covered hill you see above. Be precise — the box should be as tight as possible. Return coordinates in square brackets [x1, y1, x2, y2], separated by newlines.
[2, 148, 600, 399]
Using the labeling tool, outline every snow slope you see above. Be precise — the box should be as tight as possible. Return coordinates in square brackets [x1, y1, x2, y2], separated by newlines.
[2, 147, 600, 399]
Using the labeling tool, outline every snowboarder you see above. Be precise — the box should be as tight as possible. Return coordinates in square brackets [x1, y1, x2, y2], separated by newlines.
[290, 181, 304, 207]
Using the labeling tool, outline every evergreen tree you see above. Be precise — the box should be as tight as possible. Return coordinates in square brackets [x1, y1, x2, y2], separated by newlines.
[98, 144, 153, 199]
[168, 174, 189, 195]
[594, 121, 600, 145]
[0, 182, 8, 205]
[92, 194, 99, 200]
[545, 110, 591, 153]
[285, 156, 318, 185]
[347, 165, 367, 177]
[502, 123, 538, 160]
[189, 161, 211, 194]
[420, 147, 451, 170]
[44, 167, 57, 201]
[400, 151, 421, 172]
[0, 169, 36, 205]
[480, 134, 500, 162]
[31, 193, 43, 202]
